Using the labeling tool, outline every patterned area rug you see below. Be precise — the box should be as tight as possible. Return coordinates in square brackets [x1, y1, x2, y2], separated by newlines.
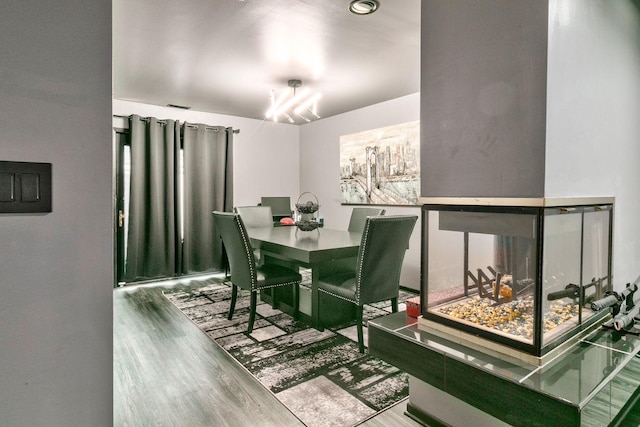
[164, 275, 415, 427]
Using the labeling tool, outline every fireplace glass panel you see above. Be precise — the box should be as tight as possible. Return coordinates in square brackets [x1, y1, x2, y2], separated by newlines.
[422, 201, 613, 358]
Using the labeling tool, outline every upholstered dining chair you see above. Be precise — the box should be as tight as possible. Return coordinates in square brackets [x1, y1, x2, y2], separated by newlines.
[234, 205, 274, 228]
[235, 205, 273, 265]
[347, 207, 386, 233]
[318, 215, 417, 353]
[212, 211, 301, 334]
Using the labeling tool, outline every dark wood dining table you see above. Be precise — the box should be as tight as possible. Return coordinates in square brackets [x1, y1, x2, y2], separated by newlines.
[246, 226, 362, 329]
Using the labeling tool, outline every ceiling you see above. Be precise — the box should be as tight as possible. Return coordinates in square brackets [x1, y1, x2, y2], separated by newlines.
[113, 0, 421, 124]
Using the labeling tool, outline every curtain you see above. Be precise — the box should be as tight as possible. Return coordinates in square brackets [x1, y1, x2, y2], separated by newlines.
[181, 123, 234, 274]
[124, 115, 181, 281]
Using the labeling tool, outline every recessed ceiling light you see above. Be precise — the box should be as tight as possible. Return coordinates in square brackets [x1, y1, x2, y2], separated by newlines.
[349, 0, 380, 15]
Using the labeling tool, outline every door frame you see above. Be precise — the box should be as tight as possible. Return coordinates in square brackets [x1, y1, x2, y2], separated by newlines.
[114, 128, 129, 286]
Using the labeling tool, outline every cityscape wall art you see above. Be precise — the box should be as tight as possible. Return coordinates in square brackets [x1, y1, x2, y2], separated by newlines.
[339, 120, 420, 206]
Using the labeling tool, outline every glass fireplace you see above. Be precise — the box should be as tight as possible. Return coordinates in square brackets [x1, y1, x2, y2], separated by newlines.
[419, 198, 614, 360]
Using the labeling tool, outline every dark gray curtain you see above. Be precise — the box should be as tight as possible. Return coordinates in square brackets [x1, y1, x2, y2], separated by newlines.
[181, 123, 234, 274]
[124, 115, 181, 281]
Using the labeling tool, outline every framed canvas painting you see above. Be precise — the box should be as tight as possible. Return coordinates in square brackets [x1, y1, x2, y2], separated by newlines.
[340, 120, 420, 205]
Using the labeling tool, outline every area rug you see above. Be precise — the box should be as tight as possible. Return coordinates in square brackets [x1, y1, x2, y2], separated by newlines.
[163, 275, 415, 427]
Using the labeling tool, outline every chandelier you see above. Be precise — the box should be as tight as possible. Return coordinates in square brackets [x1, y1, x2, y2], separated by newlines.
[266, 79, 321, 124]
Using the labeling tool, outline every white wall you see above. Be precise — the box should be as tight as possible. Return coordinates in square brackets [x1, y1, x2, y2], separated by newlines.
[299, 93, 421, 290]
[545, 0, 640, 286]
[113, 100, 300, 207]
[0, 1, 113, 425]
[114, 96, 422, 290]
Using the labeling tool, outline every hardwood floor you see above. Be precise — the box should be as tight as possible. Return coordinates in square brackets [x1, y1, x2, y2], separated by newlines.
[113, 275, 421, 427]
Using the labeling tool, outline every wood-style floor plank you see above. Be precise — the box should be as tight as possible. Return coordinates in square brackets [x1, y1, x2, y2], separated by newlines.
[113, 276, 421, 427]
[114, 279, 304, 426]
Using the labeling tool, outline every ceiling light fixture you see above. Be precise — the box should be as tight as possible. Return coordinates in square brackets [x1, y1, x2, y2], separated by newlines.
[166, 103, 191, 110]
[348, 0, 380, 15]
[266, 79, 321, 124]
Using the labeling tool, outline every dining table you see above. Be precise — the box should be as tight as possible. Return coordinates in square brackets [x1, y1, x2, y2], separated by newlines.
[246, 225, 362, 329]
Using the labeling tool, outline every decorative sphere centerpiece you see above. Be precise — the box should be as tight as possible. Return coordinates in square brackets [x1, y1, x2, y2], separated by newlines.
[294, 192, 320, 234]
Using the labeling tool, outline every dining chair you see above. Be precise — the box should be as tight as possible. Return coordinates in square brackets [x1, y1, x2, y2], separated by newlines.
[347, 207, 386, 233]
[212, 211, 301, 334]
[234, 205, 273, 266]
[234, 205, 274, 228]
[260, 196, 292, 221]
[318, 215, 417, 353]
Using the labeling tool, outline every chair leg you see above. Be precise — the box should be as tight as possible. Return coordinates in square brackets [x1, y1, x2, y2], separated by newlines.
[268, 288, 276, 309]
[292, 284, 299, 320]
[356, 305, 365, 353]
[228, 284, 238, 320]
[391, 297, 398, 313]
[247, 292, 258, 334]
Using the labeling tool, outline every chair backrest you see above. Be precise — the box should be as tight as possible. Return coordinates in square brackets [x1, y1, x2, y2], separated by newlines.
[235, 205, 274, 228]
[212, 211, 256, 290]
[356, 215, 417, 305]
[347, 207, 386, 233]
[260, 196, 292, 220]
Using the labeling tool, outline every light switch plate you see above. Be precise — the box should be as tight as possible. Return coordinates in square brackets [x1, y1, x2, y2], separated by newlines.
[0, 161, 52, 213]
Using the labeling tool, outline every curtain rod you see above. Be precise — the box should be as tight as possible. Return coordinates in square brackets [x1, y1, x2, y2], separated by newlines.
[113, 114, 240, 134]
[184, 124, 240, 134]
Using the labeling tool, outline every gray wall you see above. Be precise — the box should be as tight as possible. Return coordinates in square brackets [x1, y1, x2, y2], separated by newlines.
[0, 1, 113, 425]
[545, 0, 640, 285]
[420, 0, 549, 197]
[299, 94, 422, 290]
